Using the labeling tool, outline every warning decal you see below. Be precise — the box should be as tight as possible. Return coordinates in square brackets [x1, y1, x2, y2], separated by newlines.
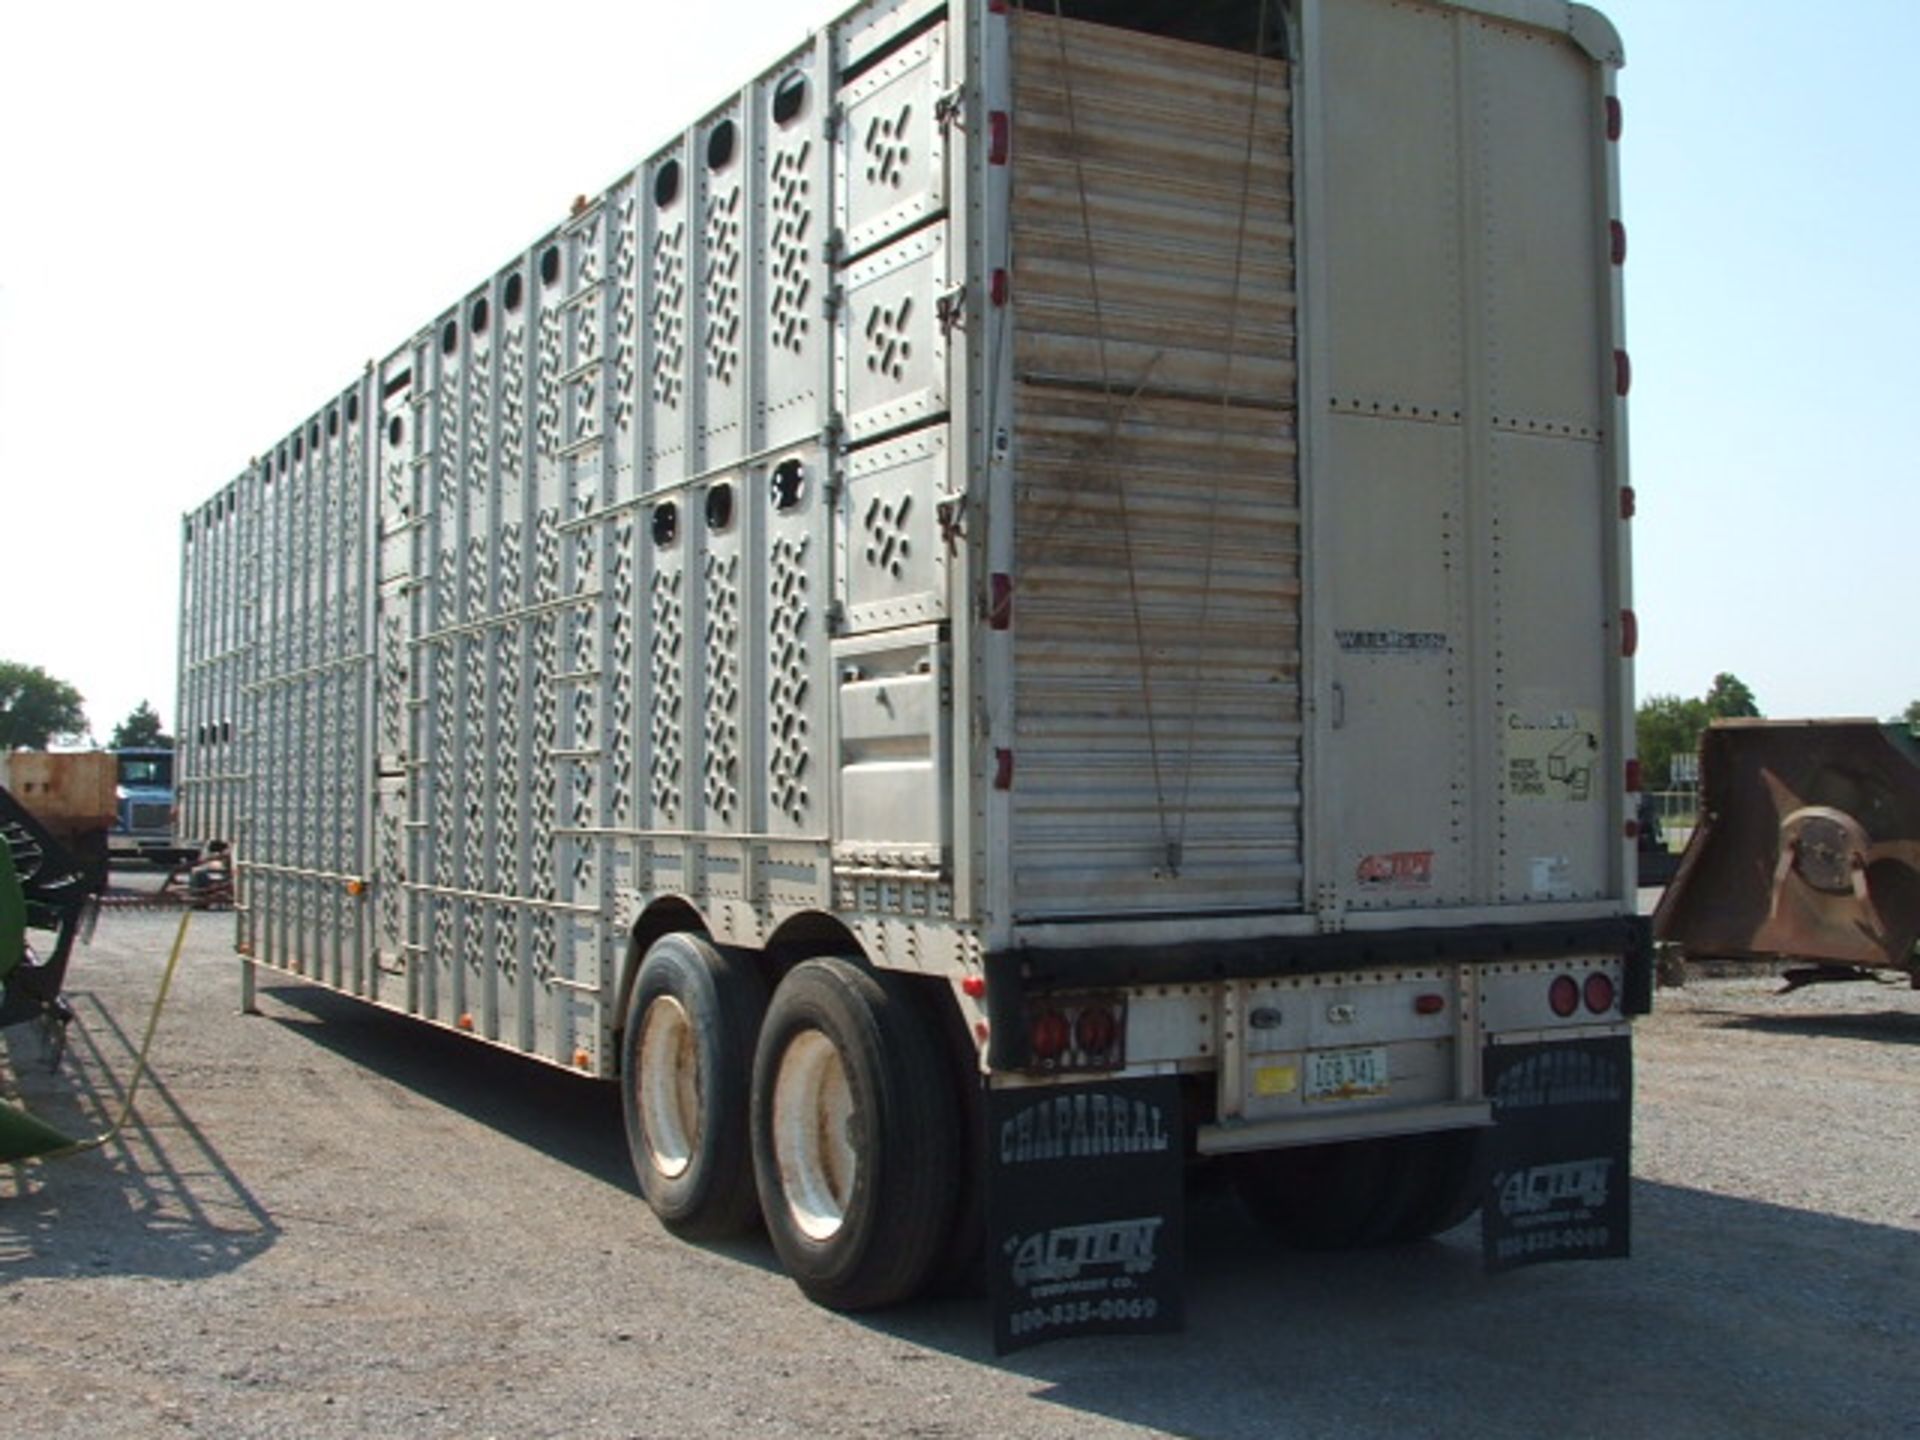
[1505, 708, 1601, 802]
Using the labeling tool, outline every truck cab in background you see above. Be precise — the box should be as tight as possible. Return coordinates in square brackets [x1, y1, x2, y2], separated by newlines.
[108, 748, 198, 867]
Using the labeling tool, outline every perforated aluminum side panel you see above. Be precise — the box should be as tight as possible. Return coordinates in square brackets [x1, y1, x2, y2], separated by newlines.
[179, 457, 261, 856]
[837, 223, 950, 444]
[178, 0, 952, 1074]
[837, 26, 947, 260]
[759, 46, 832, 449]
[764, 449, 830, 843]
[697, 108, 749, 468]
[827, 2, 958, 898]
[838, 427, 949, 631]
[232, 379, 374, 982]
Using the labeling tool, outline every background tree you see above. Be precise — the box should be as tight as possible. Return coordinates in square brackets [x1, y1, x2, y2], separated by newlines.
[0, 661, 87, 750]
[1635, 694, 1706, 790]
[1703, 671, 1760, 719]
[1636, 672, 1762, 789]
[1898, 699, 1920, 727]
[109, 700, 172, 749]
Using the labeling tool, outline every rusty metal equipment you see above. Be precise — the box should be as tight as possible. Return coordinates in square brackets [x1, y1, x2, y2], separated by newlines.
[1653, 721, 1920, 984]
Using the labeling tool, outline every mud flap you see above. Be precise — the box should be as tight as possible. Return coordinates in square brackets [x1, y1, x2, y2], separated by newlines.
[987, 1075, 1185, 1354]
[1481, 1037, 1632, 1272]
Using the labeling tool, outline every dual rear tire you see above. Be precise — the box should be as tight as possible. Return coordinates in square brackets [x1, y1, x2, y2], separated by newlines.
[622, 942, 965, 1310]
[621, 933, 767, 1240]
[750, 958, 962, 1310]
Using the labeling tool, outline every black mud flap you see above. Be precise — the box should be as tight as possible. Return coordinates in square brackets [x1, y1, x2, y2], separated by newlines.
[1481, 1037, 1632, 1272]
[987, 1075, 1185, 1354]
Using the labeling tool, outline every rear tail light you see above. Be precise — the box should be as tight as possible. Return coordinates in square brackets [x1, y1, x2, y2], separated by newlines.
[1547, 971, 1618, 1019]
[1548, 974, 1581, 1018]
[1074, 1003, 1117, 1055]
[1025, 994, 1126, 1072]
[1030, 1009, 1070, 1062]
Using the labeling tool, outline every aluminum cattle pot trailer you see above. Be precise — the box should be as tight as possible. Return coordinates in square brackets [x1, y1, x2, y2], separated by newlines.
[177, 0, 1647, 1344]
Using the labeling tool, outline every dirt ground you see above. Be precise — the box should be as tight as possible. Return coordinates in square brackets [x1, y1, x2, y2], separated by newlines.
[3, 881, 1917, 1439]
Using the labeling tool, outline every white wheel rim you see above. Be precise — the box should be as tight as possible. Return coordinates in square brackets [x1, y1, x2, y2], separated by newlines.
[772, 1028, 856, 1242]
[638, 995, 699, 1180]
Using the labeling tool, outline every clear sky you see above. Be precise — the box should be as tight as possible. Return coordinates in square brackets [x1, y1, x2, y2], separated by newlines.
[1, 0, 1914, 741]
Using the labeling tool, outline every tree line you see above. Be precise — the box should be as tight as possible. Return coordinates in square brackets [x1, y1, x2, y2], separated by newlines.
[0, 661, 171, 751]
[1637, 673, 1920, 790]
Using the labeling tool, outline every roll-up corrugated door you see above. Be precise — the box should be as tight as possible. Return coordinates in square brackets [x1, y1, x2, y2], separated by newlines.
[1009, 14, 1302, 918]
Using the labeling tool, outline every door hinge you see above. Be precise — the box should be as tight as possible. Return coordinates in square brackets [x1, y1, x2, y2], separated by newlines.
[936, 282, 968, 334]
[934, 84, 967, 134]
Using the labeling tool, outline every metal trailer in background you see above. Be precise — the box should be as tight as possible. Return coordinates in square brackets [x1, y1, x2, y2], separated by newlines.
[177, 0, 1647, 1340]
[1654, 720, 1920, 988]
[0, 751, 114, 882]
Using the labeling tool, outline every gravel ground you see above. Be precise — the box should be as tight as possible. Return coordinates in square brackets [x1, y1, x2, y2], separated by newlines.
[3, 884, 1917, 1439]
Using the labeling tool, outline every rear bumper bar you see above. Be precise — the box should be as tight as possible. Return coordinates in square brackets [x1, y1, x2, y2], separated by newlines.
[984, 915, 1653, 1070]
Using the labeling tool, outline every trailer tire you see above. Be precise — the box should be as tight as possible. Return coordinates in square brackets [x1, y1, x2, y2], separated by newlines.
[1375, 1129, 1485, 1243]
[622, 932, 768, 1239]
[923, 998, 988, 1298]
[751, 958, 960, 1311]
[1230, 1130, 1484, 1249]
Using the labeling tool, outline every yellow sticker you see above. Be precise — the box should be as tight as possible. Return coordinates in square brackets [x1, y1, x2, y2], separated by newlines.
[1505, 707, 1602, 802]
[1254, 1065, 1298, 1097]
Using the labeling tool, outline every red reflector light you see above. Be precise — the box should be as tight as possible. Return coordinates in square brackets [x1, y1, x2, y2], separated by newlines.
[1548, 975, 1580, 1018]
[1031, 1009, 1070, 1061]
[1614, 348, 1632, 397]
[1414, 993, 1446, 1016]
[1620, 608, 1639, 658]
[1609, 220, 1628, 266]
[1074, 1003, 1117, 1055]
[988, 111, 1011, 165]
[1625, 758, 1643, 793]
[1605, 96, 1623, 141]
[1619, 485, 1636, 520]
[1585, 973, 1616, 1014]
[961, 974, 986, 999]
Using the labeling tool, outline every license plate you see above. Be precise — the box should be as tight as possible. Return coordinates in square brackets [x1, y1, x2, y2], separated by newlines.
[1305, 1045, 1389, 1102]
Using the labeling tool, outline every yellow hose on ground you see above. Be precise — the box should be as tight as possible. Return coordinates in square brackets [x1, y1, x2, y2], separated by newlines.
[5, 908, 194, 1161]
